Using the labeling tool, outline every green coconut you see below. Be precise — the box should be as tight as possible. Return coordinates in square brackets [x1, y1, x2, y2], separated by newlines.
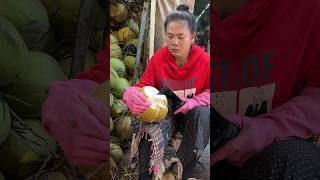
[58, 50, 97, 77]
[0, 16, 27, 87]
[110, 99, 127, 119]
[111, 58, 126, 78]
[41, 0, 80, 41]
[111, 78, 130, 99]
[110, 143, 124, 162]
[116, 116, 132, 141]
[123, 56, 136, 76]
[110, 136, 121, 146]
[110, 67, 119, 90]
[0, 97, 10, 145]
[0, 118, 57, 179]
[123, 38, 138, 57]
[110, 117, 114, 133]
[0, 51, 66, 118]
[110, 42, 122, 59]
[42, 0, 105, 42]
[0, 0, 50, 50]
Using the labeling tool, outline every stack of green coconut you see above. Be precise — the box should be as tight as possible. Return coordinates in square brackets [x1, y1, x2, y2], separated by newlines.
[110, 1, 143, 179]
[0, 0, 105, 179]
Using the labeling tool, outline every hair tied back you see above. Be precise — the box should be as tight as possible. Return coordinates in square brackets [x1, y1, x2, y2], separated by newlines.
[176, 4, 190, 13]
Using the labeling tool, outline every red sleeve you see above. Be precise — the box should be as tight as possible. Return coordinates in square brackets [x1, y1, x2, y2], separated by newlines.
[76, 49, 108, 84]
[134, 57, 156, 88]
[304, 8, 320, 88]
[203, 54, 210, 90]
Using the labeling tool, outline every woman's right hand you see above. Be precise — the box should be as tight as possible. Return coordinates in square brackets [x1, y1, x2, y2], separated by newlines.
[41, 79, 108, 166]
[123, 86, 151, 115]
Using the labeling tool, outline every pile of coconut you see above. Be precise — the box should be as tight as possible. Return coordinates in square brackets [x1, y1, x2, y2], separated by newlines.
[109, 2, 139, 179]
[110, 3, 171, 180]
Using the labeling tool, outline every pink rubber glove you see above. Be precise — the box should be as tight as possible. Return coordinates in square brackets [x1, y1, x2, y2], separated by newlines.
[212, 87, 320, 167]
[211, 115, 276, 167]
[123, 86, 152, 116]
[41, 79, 109, 166]
[174, 89, 210, 115]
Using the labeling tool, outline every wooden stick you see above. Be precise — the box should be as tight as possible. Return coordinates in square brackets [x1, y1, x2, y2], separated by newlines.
[148, 0, 156, 60]
[133, 0, 150, 84]
[70, 0, 96, 79]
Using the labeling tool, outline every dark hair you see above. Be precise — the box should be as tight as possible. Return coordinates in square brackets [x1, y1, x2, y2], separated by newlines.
[164, 4, 197, 33]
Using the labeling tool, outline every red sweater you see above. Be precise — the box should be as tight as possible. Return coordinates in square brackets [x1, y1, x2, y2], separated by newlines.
[135, 44, 210, 98]
[212, 0, 320, 162]
[212, 0, 320, 116]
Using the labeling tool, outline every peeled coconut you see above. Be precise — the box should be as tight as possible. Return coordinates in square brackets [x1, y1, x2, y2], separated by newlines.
[0, 97, 10, 145]
[0, 118, 57, 179]
[0, 51, 66, 118]
[111, 58, 126, 77]
[111, 78, 130, 99]
[110, 42, 122, 59]
[117, 27, 135, 43]
[0, 0, 50, 49]
[138, 86, 168, 122]
[116, 115, 132, 141]
[111, 143, 124, 162]
[123, 56, 136, 76]
[0, 16, 27, 87]
[110, 3, 128, 25]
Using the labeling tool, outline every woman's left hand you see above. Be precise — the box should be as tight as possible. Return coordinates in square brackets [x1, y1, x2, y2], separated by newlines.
[211, 115, 276, 167]
[174, 98, 197, 114]
[174, 89, 210, 114]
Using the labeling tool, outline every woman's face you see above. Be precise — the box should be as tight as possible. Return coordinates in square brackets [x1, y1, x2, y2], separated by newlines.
[165, 20, 195, 60]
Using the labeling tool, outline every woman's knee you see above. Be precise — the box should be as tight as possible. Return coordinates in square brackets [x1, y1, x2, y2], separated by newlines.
[187, 106, 210, 117]
[241, 138, 320, 179]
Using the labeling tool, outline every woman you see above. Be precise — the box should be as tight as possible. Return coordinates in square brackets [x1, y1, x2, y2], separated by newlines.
[211, 0, 320, 179]
[123, 5, 210, 180]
